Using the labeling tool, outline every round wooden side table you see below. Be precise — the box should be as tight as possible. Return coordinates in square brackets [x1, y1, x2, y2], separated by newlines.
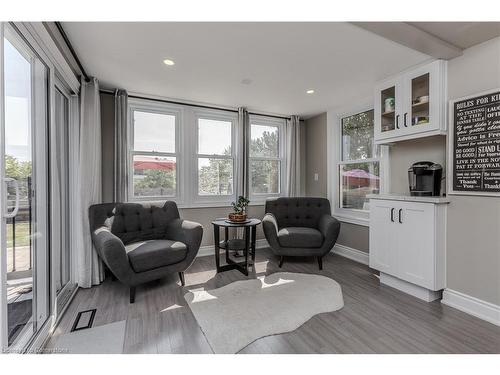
[211, 218, 261, 276]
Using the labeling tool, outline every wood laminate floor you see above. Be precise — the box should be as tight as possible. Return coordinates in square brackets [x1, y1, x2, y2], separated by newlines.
[48, 249, 500, 353]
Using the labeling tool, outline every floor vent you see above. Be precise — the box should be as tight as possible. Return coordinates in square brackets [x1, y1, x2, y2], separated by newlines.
[71, 309, 96, 332]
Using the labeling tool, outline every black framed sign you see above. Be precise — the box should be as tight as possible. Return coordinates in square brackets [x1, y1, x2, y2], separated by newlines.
[448, 89, 500, 196]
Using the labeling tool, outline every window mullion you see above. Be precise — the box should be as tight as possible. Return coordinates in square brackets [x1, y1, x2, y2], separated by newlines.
[249, 156, 281, 162]
[132, 150, 177, 158]
[339, 157, 380, 165]
[197, 154, 234, 159]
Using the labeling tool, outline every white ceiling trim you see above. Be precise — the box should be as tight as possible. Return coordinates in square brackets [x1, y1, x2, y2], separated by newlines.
[352, 22, 463, 60]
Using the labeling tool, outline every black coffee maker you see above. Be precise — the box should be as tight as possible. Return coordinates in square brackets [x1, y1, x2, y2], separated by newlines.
[408, 161, 443, 196]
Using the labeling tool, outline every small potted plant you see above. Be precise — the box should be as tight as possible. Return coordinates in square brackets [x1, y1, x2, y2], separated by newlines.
[229, 196, 250, 222]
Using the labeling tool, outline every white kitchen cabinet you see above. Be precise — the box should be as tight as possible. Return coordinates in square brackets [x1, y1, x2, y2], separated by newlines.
[374, 60, 447, 144]
[369, 195, 449, 301]
[369, 200, 395, 272]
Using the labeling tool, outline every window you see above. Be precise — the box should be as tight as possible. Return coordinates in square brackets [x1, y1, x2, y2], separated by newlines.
[249, 115, 285, 201]
[128, 100, 239, 206]
[332, 106, 387, 225]
[127, 100, 286, 206]
[195, 112, 236, 202]
[129, 103, 180, 199]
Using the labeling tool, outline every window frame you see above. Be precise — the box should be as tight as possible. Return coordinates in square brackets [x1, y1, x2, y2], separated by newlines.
[329, 101, 389, 226]
[192, 108, 238, 205]
[128, 99, 183, 203]
[53, 78, 72, 295]
[248, 114, 286, 204]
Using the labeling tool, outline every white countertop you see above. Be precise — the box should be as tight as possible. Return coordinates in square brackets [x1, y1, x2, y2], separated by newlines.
[367, 193, 450, 204]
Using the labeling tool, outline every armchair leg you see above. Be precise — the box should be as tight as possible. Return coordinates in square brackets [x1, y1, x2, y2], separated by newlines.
[130, 286, 136, 304]
[279, 256, 285, 268]
[317, 256, 323, 271]
[178, 271, 185, 286]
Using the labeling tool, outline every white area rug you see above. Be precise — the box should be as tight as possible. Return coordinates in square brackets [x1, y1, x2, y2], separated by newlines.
[184, 272, 344, 353]
[52, 320, 126, 354]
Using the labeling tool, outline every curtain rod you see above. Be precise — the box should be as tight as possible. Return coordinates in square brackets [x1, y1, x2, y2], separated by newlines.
[100, 89, 291, 120]
[54, 22, 89, 82]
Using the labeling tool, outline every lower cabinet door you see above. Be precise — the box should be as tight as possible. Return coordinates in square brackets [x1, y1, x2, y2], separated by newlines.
[369, 201, 396, 272]
[396, 202, 435, 289]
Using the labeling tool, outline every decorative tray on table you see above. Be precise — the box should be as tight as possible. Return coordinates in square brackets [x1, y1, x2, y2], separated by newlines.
[225, 219, 251, 224]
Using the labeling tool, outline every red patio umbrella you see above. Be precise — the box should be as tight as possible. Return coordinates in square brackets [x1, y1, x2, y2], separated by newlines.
[342, 169, 379, 188]
[133, 156, 176, 171]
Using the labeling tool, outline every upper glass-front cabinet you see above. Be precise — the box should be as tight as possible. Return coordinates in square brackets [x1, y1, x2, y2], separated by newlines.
[374, 60, 447, 144]
[410, 73, 430, 127]
[380, 85, 396, 133]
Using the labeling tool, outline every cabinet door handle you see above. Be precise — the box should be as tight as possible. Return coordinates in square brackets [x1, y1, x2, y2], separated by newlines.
[395, 115, 400, 129]
[398, 208, 403, 223]
[390, 208, 395, 222]
[404, 113, 408, 127]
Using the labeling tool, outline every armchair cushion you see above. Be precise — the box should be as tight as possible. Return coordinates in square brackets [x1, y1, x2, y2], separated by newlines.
[278, 227, 323, 248]
[125, 240, 187, 273]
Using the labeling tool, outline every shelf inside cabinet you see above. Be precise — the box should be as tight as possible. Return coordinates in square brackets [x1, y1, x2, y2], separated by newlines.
[382, 110, 395, 117]
[412, 101, 429, 110]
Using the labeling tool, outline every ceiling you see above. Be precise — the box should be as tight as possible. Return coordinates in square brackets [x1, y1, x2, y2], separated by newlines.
[409, 22, 500, 50]
[62, 22, 434, 118]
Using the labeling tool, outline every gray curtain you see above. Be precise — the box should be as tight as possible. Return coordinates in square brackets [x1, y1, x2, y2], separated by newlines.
[286, 115, 302, 197]
[74, 77, 104, 288]
[237, 107, 250, 198]
[114, 89, 129, 202]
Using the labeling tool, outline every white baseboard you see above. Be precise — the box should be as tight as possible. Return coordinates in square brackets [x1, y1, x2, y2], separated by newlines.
[442, 288, 500, 327]
[197, 238, 269, 257]
[198, 240, 370, 267]
[331, 244, 369, 265]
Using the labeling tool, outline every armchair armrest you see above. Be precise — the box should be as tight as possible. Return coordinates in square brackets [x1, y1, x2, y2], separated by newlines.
[318, 214, 341, 248]
[166, 218, 203, 253]
[92, 227, 135, 283]
[262, 213, 281, 249]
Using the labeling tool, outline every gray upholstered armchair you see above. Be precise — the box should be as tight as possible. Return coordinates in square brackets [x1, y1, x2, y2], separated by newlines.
[262, 197, 340, 270]
[89, 201, 203, 303]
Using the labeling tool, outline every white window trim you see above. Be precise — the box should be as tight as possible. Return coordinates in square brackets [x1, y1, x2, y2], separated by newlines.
[128, 99, 240, 208]
[192, 108, 239, 206]
[328, 100, 390, 227]
[248, 114, 286, 205]
[128, 99, 184, 204]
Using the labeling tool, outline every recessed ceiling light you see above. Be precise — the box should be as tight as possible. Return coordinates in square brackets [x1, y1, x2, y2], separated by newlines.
[306, 89, 315, 94]
[163, 59, 175, 66]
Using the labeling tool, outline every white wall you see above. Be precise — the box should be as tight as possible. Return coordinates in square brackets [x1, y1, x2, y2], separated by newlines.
[445, 36, 500, 305]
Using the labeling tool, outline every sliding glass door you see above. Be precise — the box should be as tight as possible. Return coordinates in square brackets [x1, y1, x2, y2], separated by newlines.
[1, 25, 49, 350]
